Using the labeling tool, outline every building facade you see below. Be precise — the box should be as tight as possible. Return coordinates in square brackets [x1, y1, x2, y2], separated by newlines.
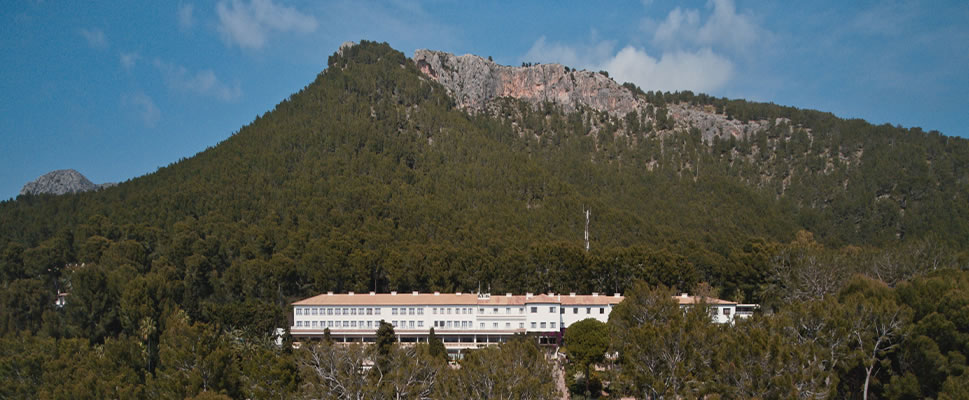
[290, 291, 757, 354]
[291, 291, 621, 352]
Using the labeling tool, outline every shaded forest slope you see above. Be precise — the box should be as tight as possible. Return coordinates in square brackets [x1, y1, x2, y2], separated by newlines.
[1, 41, 967, 303]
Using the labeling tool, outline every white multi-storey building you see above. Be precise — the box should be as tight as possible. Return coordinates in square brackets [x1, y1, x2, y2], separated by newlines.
[290, 291, 757, 354]
[672, 293, 758, 324]
[290, 291, 622, 352]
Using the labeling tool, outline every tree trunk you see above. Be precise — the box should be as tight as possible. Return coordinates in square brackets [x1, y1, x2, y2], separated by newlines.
[863, 365, 873, 400]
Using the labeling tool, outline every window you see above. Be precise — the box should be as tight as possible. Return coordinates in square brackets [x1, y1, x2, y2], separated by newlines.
[351, 308, 357, 315]
[418, 308, 424, 315]
[586, 308, 591, 314]
[573, 307, 579, 314]
[295, 321, 301, 327]
[392, 308, 398, 315]
[409, 307, 415, 315]
[550, 307, 556, 313]
[494, 307, 499, 314]
[530, 307, 538, 313]
[343, 308, 349, 315]
[447, 308, 452, 315]
[531, 322, 536, 328]
[519, 323, 525, 328]
[409, 321, 415, 328]
[520, 307, 525, 314]
[367, 321, 373, 328]
[432, 307, 437, 314]
[374, 308, 381, 315]
[723, 308, 731, 316]
[560, 307, 565, 314]
[551, 322, 557, 329]
[478, 308, 484, 314]
[540, 322, 547, 329]
[506, 307, 511, 314]
[366, 308, 373, 315]
[343, 321, 349, 328]
[480, 322, 485, 328]
[296, 308, 302, 315]
[351, 321, 357, 328]
[312, 321, 318, 327]
[327, 308, 334, 315]
[600, 307, 605, 314]
[335, 308, 341, 316]
[311, 308, 318, 316]
[505, 322, 511, 328]
[493, 322, 499, 328]
[447, 321, 452, 328]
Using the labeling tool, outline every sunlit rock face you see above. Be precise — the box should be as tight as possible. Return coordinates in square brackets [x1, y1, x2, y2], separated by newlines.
[20, 169, 114, 196]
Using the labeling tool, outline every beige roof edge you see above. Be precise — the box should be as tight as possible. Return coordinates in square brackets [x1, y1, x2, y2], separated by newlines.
[292, 292, 624, 306]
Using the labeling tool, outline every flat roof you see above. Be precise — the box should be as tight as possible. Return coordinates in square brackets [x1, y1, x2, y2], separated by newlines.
[292, 292, 624, 306]
[674, 295, 736, 305]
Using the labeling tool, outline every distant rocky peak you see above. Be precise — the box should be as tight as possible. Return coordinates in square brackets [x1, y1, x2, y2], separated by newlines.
[20, 169, 113, 196]
[412, 49, 645, 116]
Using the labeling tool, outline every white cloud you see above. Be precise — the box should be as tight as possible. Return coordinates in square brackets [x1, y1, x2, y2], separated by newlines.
[651, 0, 761, 55]
[120, 52, 140, 69]
[178, 3, 195, 31]
[523, 36, 615, 69]
[523, 37, 734, 93]
[521, 0, 769, 93]
[154, 59, 242, 101]
[215, 0, 317, 49]
[123, 92, 161, 127]
[652, 8, 700, 49]
[80, 28, 108, 49]
[603, 46, 733, 92]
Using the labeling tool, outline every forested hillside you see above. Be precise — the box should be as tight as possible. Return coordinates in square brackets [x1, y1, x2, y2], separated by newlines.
[1, 41, 968, 398]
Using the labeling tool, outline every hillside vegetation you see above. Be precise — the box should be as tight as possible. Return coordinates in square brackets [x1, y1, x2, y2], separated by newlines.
[1, 41, 968, 399]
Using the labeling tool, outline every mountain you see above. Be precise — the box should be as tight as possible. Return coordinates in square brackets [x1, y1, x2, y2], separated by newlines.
[0, 40, 967, 326]
[3, 40, 969, 400]
[19, 169, 114, 196]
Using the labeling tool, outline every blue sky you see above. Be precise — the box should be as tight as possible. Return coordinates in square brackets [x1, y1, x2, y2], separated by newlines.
[1, 1, 967, 200]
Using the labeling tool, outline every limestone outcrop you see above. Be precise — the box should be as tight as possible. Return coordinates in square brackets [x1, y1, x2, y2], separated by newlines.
[412, 49, 779, 143]
[413, 49, 645, 117]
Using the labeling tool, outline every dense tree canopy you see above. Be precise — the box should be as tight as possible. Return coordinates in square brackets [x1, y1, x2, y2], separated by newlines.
[0, 40, 967, 398]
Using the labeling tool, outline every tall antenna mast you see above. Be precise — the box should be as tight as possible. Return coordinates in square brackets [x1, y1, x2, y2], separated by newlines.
[584, 208, 591, 252]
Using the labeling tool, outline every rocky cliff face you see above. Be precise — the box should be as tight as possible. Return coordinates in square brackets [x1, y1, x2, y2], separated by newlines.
[20, 169, 113, 196]
[413, 49, 644, 117]
[412, 49, 776, 143]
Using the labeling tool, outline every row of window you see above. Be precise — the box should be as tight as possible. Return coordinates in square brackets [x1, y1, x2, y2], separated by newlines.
[570, 306, 605, 314]
[391, 320, 424, 329]
[391, 307, 424, 315]
[296, 305, 609, 317]
[294, 319, 564, 331]
[525, 306, 605, 314]
[296, 307, 383, 316]
[295, 320, 381, 328]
